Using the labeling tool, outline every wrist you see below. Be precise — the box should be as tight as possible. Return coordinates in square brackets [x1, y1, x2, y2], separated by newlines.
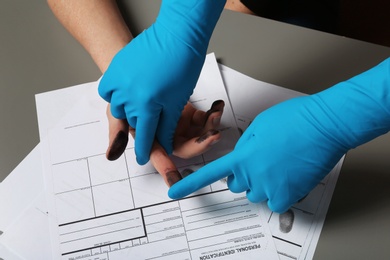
[92, 34, 133, 73]
[156, 0, 226, 54]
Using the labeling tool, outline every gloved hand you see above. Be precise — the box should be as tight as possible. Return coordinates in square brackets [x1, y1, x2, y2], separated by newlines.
[169, 58, 390, 213]
[98, 0, 226, 165]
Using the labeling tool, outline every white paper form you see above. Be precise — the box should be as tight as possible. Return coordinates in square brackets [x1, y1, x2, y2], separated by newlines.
[0, 243, 22, 260]
[0, 145, 51, 260]
[2, 57, 345, 260]
[220, 64, 345, 260]
[36, 53, 279, 260]
[0, 145, 44, 233]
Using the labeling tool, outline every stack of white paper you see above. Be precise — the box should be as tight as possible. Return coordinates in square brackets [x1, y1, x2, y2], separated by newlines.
[0, 53, 344, 260]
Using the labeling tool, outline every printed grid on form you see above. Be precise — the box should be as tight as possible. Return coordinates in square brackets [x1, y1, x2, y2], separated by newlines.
[38, 54, 280, 260]
[220, 64, 344, 260]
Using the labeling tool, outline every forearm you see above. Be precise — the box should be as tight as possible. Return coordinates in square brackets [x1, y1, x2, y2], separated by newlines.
[313, 58, 390, 150]
[156, 0, 226, 54]
[47, 0, 132, 73]
[225, 0, 254, 15]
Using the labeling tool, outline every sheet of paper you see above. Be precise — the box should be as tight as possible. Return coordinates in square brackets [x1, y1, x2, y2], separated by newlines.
[2, 54, 344, 260]
[0, 145, 44, 232]
[220, 64, 344, 260]
[0, 145, 51, 260]
[36, 53, 279, 260]
[0, 243, 23, 260]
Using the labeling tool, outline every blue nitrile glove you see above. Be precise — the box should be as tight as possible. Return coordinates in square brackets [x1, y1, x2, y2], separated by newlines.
[169, 58, 390, 213]
[98, 0, 226, 165]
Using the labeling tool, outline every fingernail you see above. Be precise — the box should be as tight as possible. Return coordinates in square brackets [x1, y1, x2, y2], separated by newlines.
[107, 131, 128, 161]
[166, 171, 182, 187]
[195, 129, 219, 143]
[204, 100, 224, 126]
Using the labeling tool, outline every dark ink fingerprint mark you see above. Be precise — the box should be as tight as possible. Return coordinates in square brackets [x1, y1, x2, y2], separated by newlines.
[279, 209, 295, 233]
[107, 130, 128, 161]
[204, 100, 225, 126]
[181, 168, 194, 178]
[166, 171, 182, 187]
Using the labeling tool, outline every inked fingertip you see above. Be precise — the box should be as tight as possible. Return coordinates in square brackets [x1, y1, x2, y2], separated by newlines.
[166, 171, 182, 187]
[107, 131, 128, 161]
[180, 168, 194, 178]
[203, 100, 225, 127]
[211, 100, 225, 111]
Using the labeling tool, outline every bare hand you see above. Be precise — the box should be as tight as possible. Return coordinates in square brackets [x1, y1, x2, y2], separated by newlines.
[105, 100, 225, 186]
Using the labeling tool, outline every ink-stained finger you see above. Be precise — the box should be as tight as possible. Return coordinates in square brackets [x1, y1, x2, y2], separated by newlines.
[168, 152, 237, 199]
[175, 102, 197, 137]
[106, 105, 129, 161]
[203, 108, 223, 131]
[190, 109, 207, 127]
[129, 124, 181, 186]
[192, 100, 224, 128]
[173, 129, 221, 159]
[149, 141, 182, 187]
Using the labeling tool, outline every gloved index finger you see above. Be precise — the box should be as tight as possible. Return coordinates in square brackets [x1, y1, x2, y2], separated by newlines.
[168, 152, 236, 199]
[134, 113, 160, 165]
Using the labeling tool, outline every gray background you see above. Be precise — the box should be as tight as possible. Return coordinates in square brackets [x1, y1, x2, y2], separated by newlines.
[1, 1, 390, 259]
